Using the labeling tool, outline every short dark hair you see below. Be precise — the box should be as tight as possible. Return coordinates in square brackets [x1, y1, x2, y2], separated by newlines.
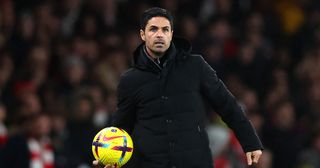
[140, 7, 174, 31]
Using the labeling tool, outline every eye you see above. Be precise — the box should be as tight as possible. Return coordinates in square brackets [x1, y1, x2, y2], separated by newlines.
[163, 28, 169, 32]
[150, 27, 157, 32]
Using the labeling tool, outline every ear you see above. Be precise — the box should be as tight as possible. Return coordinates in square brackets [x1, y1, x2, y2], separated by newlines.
[140, 29, 145, 41]
[170, 30, 174, 41]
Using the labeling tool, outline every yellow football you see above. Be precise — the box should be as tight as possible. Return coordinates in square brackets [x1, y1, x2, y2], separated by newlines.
[92, 127, 133, 167]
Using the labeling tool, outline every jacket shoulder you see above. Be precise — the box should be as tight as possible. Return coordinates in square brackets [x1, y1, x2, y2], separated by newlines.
[183, 53, 207, 66]
[120, 68, 135, 79]
[118, 68, 144, 95]
[118, 68, 136, 88]
[189, 54, 205, 61]
[190, 54, 203, 57]
[190, 53, 213, 67]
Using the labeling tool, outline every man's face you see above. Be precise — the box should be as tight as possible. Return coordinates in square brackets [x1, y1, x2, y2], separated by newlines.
[140, 17, 173, 58]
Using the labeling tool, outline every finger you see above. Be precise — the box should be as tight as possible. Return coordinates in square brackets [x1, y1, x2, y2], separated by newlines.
[253, 155, 260, 163]
[253, 151, 262, 163]
[93, 160, 101, 168]
[93, 160, 111, 168]
[246, 152, 253, 165]
[93, 160, 99, 165]
[104, 164, 114, 168]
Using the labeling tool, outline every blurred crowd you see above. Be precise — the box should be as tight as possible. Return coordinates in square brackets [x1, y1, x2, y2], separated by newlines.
[1, 0, 320, 168]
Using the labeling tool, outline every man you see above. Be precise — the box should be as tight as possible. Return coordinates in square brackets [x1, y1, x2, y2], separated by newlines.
[2, 113, 54, 168]
[94, 7, 263, 168]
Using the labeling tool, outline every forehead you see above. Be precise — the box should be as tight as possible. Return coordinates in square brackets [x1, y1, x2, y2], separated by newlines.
[146, 16, 171, 28]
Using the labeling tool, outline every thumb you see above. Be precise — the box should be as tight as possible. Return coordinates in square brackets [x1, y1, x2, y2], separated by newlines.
[246, 152, 253, 165]
[93, 160, 99, 165]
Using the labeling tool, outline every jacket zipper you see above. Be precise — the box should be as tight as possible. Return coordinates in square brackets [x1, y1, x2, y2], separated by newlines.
[143, 47, 162, 70]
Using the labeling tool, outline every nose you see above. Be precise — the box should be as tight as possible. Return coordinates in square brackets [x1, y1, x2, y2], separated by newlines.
[156, 30, 164, 38]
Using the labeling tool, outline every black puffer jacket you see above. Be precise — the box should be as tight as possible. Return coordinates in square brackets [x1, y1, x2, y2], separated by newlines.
[113, 37, 263, 168]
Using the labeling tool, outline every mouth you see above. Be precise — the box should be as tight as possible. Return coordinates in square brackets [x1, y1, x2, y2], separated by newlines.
[154, 41, 165, 45]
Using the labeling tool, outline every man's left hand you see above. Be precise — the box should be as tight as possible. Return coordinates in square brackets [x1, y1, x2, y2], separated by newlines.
[246, 150, 262, 165]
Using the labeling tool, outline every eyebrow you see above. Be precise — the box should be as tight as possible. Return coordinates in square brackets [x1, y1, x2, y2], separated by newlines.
[149, 25, 170, 29]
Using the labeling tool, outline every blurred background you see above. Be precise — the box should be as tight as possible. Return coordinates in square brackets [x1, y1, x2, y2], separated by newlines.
[0, 0, 320, 168]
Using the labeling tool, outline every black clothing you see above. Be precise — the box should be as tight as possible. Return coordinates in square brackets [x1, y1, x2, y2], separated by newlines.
[1, 134, 30, 168]
[113, 37, 263, 168]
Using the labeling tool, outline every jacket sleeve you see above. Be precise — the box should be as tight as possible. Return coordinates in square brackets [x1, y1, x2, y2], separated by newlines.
[112, 77, 137, 134]
[198, 56, 263, 152]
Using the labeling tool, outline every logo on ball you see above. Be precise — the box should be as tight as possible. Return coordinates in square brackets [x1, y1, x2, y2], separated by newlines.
[92, 127, 133, 167]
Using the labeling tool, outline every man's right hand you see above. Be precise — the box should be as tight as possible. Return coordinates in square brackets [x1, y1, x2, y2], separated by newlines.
[92, 160, 116, 168]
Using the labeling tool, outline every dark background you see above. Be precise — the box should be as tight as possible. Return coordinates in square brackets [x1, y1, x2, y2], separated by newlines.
[1, 0, 320, 167]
